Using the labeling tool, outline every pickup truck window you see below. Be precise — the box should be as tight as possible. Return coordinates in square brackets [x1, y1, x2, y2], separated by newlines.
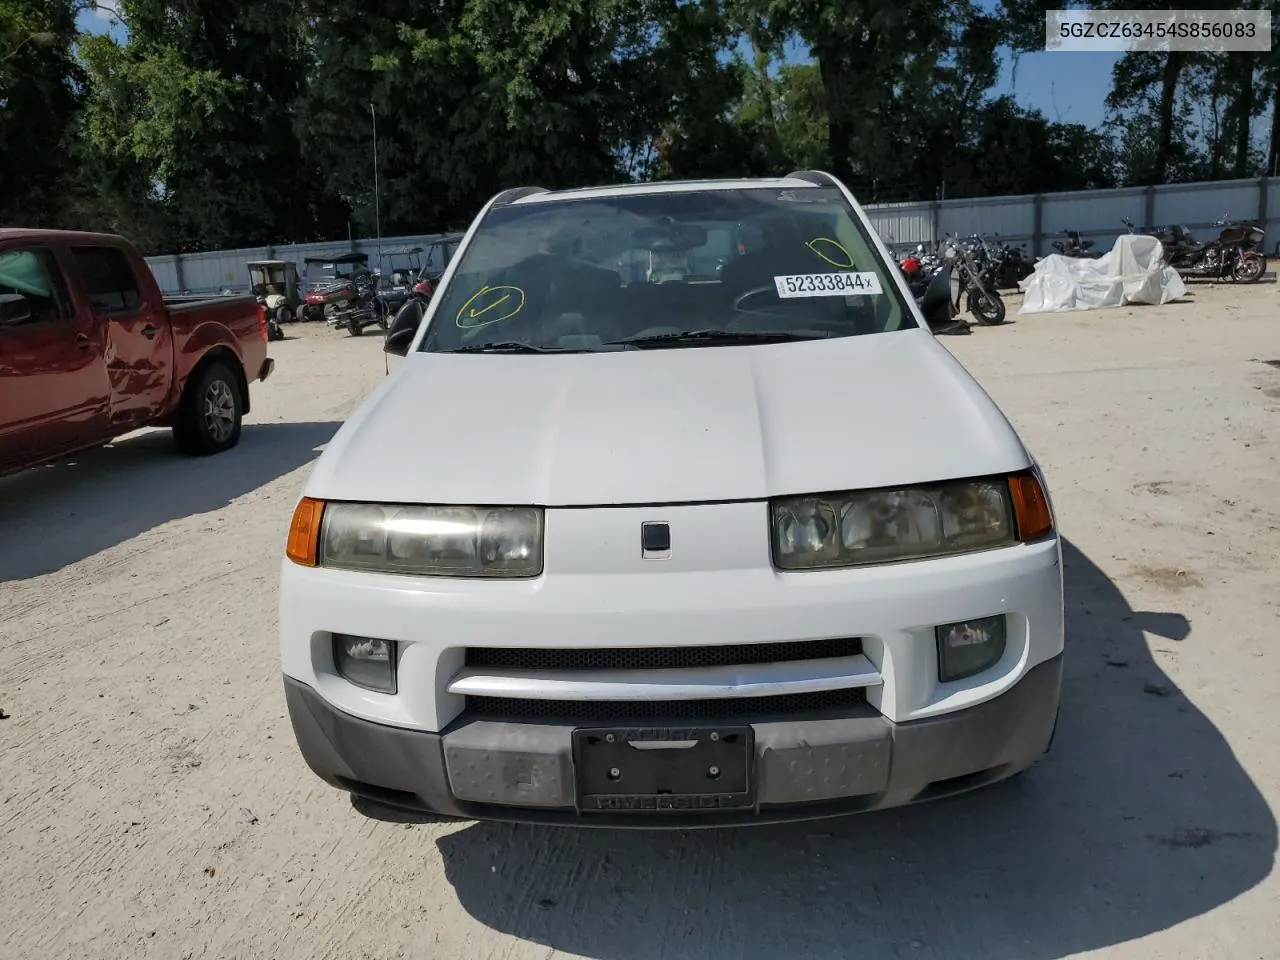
[70, 246, 143, 315]
[0, 248, 71, 324]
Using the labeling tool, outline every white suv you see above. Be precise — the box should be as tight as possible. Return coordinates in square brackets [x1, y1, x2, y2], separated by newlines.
[279, 171, 1063, 826]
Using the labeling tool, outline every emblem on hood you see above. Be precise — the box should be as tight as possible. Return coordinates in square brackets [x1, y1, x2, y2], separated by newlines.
[641, 522, 671, 560]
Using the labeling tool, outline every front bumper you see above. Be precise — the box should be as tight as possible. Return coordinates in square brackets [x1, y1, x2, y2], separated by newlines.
[284, 652, 1062, 828]
[280, 518, 1064, 733]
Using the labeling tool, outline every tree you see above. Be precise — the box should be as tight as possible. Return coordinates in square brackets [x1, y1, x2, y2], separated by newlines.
[80, 0, 346, 251]
[0, 0, 82, 226]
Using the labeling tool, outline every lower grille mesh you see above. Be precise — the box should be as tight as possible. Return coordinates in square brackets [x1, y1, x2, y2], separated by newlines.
[465, 637, 862, 673]
[465, 688, 869, 723]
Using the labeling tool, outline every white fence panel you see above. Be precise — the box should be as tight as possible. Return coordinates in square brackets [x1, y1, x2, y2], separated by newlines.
[146, 255, 181, 294]
[1041, 187, 1145, 253]
[865, 202, 933, 249]
[145, 176, 1280, 293]
[940, 196, 1035, 246]
[1153, 180, 1258, 232]
[154, 233, 452, 295]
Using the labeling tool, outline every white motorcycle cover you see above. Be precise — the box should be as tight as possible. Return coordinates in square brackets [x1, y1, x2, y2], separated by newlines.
[1018, 234, 1187, 314]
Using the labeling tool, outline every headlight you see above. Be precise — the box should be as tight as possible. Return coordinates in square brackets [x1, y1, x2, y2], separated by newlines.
[772, 479, 1014, 570]
[320, 503, 543, 577]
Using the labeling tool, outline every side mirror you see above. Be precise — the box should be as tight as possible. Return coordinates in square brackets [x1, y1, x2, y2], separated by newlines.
[384, 299, 424, 357]
[918, 264, 959, 329]
[0, 293, 33, 326]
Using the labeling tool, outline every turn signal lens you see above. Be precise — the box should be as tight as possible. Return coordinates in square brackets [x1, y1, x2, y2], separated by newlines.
[287, 497, 326, 566]
[1009, 471, 1053, 541]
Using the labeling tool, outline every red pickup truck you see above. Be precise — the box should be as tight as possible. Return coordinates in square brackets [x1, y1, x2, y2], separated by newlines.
[0, 229, 275, 477]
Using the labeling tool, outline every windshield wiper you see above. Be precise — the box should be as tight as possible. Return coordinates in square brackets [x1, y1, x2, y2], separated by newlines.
[606, 329, 826, 349]
[444, 341, 584, 354]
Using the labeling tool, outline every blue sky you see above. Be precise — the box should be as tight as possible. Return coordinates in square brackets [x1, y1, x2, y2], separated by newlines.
[78, 6, 125, 40]
[77, 5, 1122, 131]
[992, 51, 1122, 129]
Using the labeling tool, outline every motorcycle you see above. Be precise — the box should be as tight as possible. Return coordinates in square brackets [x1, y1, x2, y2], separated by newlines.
[900, 245, 970, 335]
[914, 261, 968, 335]
[941, 235, 1006, 325]
[1122, 215, 1266, 283]
[1051, 230, 1100, 259]
[984, 235, 1035, 290]
[253, 295, 286, 341]
[324, 269, 387, 337]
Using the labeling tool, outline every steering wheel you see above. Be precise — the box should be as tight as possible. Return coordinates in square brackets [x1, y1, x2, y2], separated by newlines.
[732, 285, 795, 320]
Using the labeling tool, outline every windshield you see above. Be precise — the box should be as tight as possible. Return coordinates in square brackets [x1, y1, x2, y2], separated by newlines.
[420, 187, 913, 354]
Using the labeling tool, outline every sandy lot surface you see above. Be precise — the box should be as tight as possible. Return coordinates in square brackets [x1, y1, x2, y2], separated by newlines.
[2, 283, 1279, 960]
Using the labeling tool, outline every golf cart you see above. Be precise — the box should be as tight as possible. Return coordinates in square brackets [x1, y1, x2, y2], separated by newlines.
[411, 233, 465, 300]
[301, 253, 371, 323]
[246, 260, 299, 339]
[376, 246, 425, 319]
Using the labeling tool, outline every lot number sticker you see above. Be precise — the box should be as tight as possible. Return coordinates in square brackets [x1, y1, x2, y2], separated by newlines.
[774, 272, 882, 298]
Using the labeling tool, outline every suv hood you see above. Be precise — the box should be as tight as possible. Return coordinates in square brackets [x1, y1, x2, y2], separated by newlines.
[307, 332, 1030, 506]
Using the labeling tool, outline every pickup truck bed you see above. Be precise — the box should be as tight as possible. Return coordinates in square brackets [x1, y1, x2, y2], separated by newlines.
[0, 229, 275, 477]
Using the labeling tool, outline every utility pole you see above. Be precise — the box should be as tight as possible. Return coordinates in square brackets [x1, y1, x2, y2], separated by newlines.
[370, 102, 382, 271]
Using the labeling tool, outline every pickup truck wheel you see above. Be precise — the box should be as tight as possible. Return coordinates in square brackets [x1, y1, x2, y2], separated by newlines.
[174, 362, 243, 456]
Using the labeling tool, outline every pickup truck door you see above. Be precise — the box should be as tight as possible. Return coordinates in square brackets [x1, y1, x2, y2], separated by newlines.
[68, 245, 173, 432]
[0, 245, 111, 473]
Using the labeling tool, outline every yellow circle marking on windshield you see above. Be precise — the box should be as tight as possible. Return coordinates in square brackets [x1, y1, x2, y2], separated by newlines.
[806, 237, 855, 269]
[456, 285, 526, 329]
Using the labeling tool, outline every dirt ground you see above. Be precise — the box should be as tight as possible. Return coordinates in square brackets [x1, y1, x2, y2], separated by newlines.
[2, 282, 1279, 960]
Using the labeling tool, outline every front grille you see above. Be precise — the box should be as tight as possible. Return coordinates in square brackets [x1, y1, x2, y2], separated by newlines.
[465, 688, 868, 724]
[465, 637, 862, 673]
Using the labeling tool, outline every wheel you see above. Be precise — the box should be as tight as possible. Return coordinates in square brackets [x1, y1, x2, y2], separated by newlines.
[296, 305, 309, 323]
[968, 289, 1006, 325]
[172, 361, 243, 456]
[1233, 252, 1266, 283]
[277, 305, 293, 326]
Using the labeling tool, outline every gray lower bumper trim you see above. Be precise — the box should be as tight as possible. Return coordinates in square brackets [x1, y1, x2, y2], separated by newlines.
[284, 654, 1062, 827]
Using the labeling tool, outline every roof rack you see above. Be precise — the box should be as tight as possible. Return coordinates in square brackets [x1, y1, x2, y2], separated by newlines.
[492, 186, 550, 206]
[785, 170, 840, 188]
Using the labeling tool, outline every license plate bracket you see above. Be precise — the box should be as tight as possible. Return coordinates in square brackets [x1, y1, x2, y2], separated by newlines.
[572, 725, 754, 813]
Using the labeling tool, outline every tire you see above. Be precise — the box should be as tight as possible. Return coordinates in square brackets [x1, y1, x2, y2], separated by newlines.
[296, 305, 309, 323]
[1233, 252, 1266, 283]
[969, 289, 1006, 325]
[277, 305, 293, 326]
[172, 361, 243, 456]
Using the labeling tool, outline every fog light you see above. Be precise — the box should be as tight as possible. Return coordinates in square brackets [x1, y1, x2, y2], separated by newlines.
[936, 615, 1006, 682]
[333, 634, 397, 694]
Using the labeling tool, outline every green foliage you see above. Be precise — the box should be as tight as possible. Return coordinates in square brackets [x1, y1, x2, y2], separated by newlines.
[0, 0, 82, 226]
[3, 0, 1276, 251]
